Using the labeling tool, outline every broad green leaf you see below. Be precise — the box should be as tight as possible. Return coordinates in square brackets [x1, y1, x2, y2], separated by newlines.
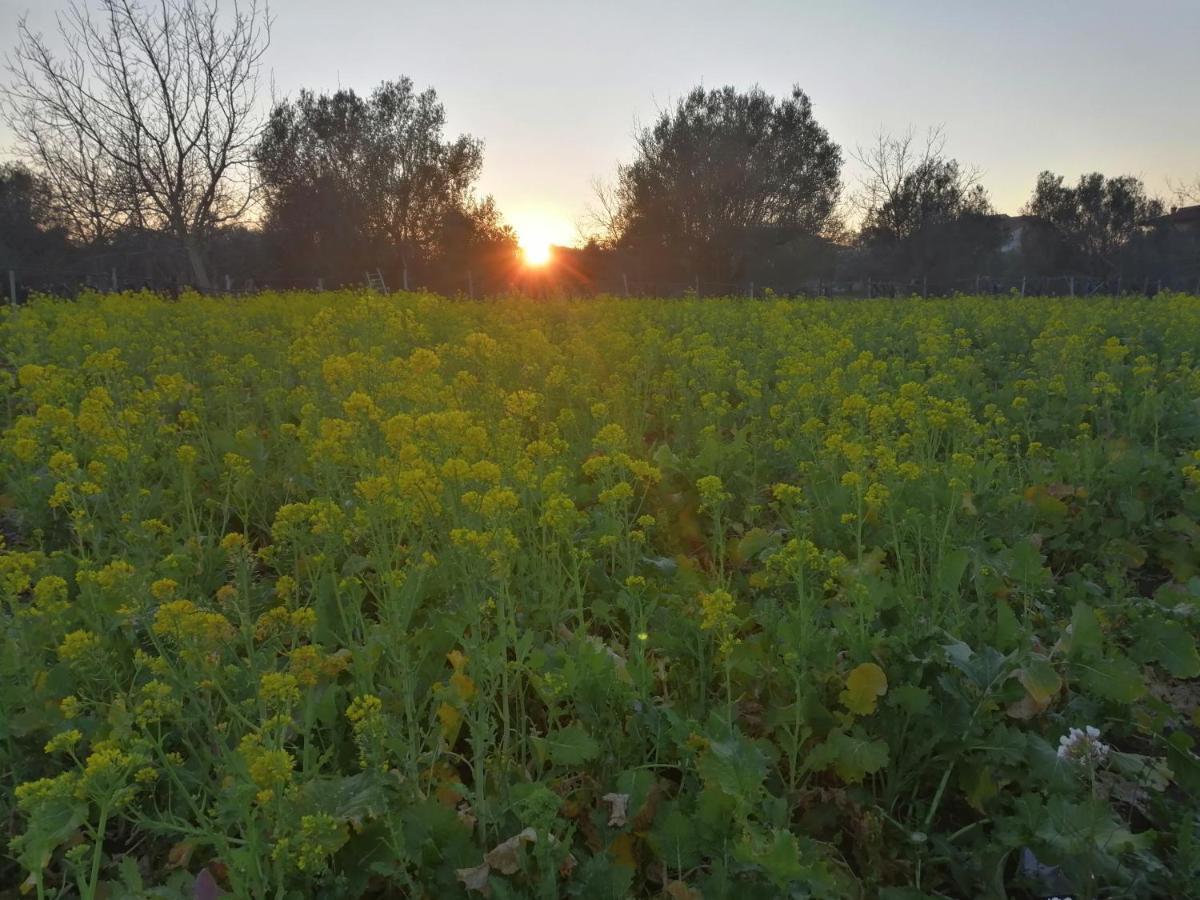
[1076, 653, 1146, 703]
[936, 548, 970, 596]
[733, 829, 811, 887]
[807, 728, 889, 783]
[536, 723, 600, 767]
[1069, 603, 1103, 659]
[840, 662, 888, 715]
[11, 796, 87, 871]
[995, 599, 1020, 650]
[1132, 616, 1200, 678]
[647, 804, 702, 869]
[697, 735, 767, 802]
[889, 684, 932, 715]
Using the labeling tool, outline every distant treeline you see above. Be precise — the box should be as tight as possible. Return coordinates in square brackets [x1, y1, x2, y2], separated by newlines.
[1, 0, 1197, 299]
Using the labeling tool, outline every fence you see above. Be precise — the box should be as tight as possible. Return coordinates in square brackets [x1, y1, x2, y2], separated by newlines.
[6, 264, 1200, 305]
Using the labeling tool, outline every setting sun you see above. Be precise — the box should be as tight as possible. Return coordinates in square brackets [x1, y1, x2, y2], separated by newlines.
[512, 210, 574, 268]
[521, 238, 553, 266]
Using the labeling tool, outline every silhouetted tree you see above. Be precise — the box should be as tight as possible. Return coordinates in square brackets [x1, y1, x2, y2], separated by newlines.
[1170, 176, 1200, 206]
[2, 0, 271, 289]
[600, 85, 842, 287]
[1023, 172, 1164, 275]
[850, 128, 999, 285]
[0, 164, 75, 284]
[854, 128, 991, 242]
[256, 79, 514, 289]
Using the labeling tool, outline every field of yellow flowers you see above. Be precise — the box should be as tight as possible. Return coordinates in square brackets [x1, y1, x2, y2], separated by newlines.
[2, 290, 1200, 899]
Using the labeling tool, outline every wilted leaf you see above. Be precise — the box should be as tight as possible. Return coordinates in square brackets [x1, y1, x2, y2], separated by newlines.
[485, 827, 537, 875]
[608, 832, 636, 869]
[193, 868, 222, 900]
[601, 792, 630, 827]
[840, 662, 888, 715]
[168, 841, 195, 869]
[664, 880, 704, 900]
[456, 862, 491, 894]
[1016, 658, 1062, 707]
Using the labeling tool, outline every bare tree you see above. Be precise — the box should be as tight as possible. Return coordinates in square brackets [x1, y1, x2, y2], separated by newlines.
[851, 126, 988, 240]
[2, 0, 271, 290]
[1168, 176, 1200, 206]
[579, 175, 627, 247]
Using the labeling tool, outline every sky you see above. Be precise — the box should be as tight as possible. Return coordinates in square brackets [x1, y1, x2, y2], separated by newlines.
[2, 0, 1198, 250]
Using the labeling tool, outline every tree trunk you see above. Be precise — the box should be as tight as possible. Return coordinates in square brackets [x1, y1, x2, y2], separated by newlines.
[183, 236, 212, 293]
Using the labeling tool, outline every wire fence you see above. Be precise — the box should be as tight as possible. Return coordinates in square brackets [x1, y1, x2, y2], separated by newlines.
[5, 264, 1200, 304]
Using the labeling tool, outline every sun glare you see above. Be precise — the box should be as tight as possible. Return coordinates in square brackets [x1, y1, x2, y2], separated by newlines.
[513, 212, 572, 268]
[522, 240, 553, 266]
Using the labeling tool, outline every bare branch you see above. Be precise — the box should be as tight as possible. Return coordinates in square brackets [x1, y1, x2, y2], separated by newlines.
[1, 0, 271, 289]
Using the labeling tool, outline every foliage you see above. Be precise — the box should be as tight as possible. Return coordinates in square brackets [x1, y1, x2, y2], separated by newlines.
[1, 290, 1199, 898]
[255, 79, 518, 290]
[602, 85, 843, 285]
[1024, 172, 1165, 275]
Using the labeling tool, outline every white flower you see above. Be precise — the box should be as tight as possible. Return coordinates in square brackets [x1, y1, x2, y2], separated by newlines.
[1057, 725, 1108, 765]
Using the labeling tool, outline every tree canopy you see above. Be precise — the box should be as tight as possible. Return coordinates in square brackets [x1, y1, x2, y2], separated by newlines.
[602, 85, 843, 285]
[255, 79, 516, 289]
[1024, 172, 1164, 274]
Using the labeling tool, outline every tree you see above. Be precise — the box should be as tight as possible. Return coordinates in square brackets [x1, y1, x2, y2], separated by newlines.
[0, 163, 73, 276]
[853, 127, 992, 243]
[2, 0, 271, 289]
[1023, 172, 1164, 274]
[255, 79, 510, 288]
[1169, 176, 1200, 206]
[600, 85, 843, 286]
[850, 128, 999, 285]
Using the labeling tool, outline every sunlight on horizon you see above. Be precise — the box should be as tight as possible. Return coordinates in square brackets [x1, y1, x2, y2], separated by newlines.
[512, 209, 574, 267]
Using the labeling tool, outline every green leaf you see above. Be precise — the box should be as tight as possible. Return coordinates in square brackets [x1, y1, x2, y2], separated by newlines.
[1132, 616, 1200, 678]
[1076, 653, 1146, 703]
[1069, 603, 1103, 659]
[807, 728, 889, 783]
[12, 797, 88, 871]
[536, 723, 600, 767]
[936, 548, 970, 596]
[733, 829, 811, 887]
[697, 735, 767, 802]
[995, 599, 1021, 650]
[647, 803, 702, 869]
[889, 684, 932, 715]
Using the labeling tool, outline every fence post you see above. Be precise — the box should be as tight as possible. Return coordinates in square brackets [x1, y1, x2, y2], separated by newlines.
[111, 268, 118, 291]
[225, 274, 232, 293]
[1021, 276, 1026, 297]
[8, 269, 15, 307]
[867, 277, 872, 299]
[1069, 276, 1075, 297]
[403, 266, 409, 292]
[622, 272, 629, 297]
[467, 269, 474, 300]
[922, 276, 928, 298]
[317, 277, 324, 292]
[749, 281, 754, 300]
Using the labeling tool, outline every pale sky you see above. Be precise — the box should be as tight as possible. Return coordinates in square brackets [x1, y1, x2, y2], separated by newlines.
[3, 0, 1198, 248]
